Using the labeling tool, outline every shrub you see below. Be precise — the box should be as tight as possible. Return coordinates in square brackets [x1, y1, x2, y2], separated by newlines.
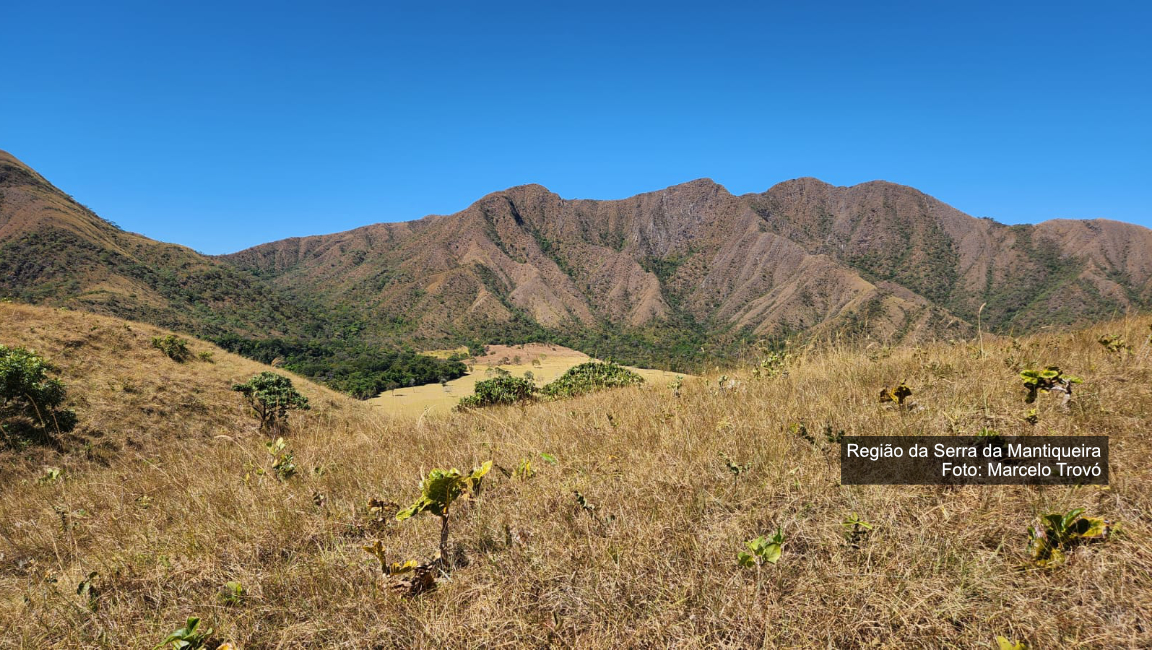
[232, 372, 310, 429]
[457, 375, 537, 409]
[0, 345, 76, 435]
[152, 334, 191, 361]
[540, 361, 644, 399]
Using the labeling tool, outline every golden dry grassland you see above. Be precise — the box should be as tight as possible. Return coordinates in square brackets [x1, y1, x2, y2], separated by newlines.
[1, 303, 1151, 648]
[368, 343, 682, 419]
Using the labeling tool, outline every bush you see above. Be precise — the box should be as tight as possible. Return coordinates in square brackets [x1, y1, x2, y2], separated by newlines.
[152, 334, 191, 361]
[541, 361, 644, 399]
[0, 345, 76, 435]
[457, 375, 537, 409]
[232, 372, 310, 429]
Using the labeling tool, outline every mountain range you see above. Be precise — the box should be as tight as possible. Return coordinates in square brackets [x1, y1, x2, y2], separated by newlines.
[3, 148, 1150, 374]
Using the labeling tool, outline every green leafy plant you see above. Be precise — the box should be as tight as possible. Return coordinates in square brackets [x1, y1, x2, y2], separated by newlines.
[1020, 366, 1081, 405]
[396, 461, 491, 565]
[751, 349, 790, 379]
[151, 334, 191, 362]
[1027, 508, 1110, 567]
[1023, 407, 1039, 425]
[996, 636, 1028, 650]
[196, 350, 214, 363]
[265, 437, 296, 479]
[38, 466, 63, 484]
[457, 375, 537, 409]
[842, 513, 873, 548]
[737, 528, 785, 567]
[219, 581, 243, 606]
[721, 453, 750, 487]
[540, 361, 644, 399]
[0, 345, 76, 435]
[232, 371, 310, 430]
[153, 617, 212, 649]
[76, 571, 99, 611]
[823, 424, 845, 444]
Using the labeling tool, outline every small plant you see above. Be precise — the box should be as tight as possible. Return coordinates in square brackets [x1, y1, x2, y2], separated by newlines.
[196, 350, 214, 363]
[1027, 508, 1110, 567]
[513, 457, 535, 481]
[738, 528, 784, 567]
[0, 345, 76, 435]
[396, 461, 491, 566]
[823, 424, 845, 444]
[1020, 367, 1081, 405]
[362, 540, 418, 576]
[153, 617, 212, 649]
[791, 422, 815, 444]
[458, 375, 536, 409]
[151, 335, 191, 362]
[265, 437, 296, 479]
[76, 571, 100, 611]
[721, 453, 750, 487]
[219, 581, 243, 606]
[751, 349, 790, 379]
[38, 466, 63, 484]
[842, 513, 873, 548]
[574, 490, 597, 517]
[1023, 408, 1039, 425]
[669, 375, 684, 397]
[1097, 334, 1130, 355]
[879, 382, 912, 406]
[232, 372, 310, 430]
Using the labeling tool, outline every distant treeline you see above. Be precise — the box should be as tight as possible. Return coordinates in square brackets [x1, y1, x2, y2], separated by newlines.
[212, 335, 467, 400]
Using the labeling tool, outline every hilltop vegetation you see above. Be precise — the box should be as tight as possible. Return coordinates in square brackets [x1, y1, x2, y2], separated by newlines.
[1, 303, 1150, 647]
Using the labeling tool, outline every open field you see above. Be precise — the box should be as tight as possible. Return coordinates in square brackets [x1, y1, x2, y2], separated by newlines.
[368, 343, 684, 419]
[1, 303, 1151, 647]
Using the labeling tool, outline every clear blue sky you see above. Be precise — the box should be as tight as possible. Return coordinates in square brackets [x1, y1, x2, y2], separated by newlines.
[3, 1, 1149, 254]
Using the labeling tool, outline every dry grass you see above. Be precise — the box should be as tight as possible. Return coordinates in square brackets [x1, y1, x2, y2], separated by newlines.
[2, 303, 1151, 648]
[370, 343, 682, 418]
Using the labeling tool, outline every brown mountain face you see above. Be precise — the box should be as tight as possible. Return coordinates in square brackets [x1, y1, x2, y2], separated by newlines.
[3, 147, 1149, 368]
[0, 150, 318, 339]
[224, 176, 1151, 354]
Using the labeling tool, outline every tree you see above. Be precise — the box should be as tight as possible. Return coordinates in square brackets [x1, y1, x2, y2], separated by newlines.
[232, 371, 309, 430]
[0, 345, 76, 436]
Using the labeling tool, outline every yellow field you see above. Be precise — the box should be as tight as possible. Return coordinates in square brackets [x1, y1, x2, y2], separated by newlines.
[368, 343, 683, 418]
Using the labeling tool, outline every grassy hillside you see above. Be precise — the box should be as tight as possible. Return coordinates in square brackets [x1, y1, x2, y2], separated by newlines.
[1, 305, 1151, 647]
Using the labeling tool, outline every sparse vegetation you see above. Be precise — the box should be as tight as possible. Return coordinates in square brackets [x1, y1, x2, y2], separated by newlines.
[2, 303, 1150, 647]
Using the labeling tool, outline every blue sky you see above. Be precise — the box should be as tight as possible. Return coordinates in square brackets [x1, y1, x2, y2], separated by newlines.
[2, 1, 1149, 254]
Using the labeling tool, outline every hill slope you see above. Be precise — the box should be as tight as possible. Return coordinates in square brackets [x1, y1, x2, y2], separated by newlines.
[1, 303, 1149, 646]
[0, 151, 322, 340]
[0, 303, 354, 472]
